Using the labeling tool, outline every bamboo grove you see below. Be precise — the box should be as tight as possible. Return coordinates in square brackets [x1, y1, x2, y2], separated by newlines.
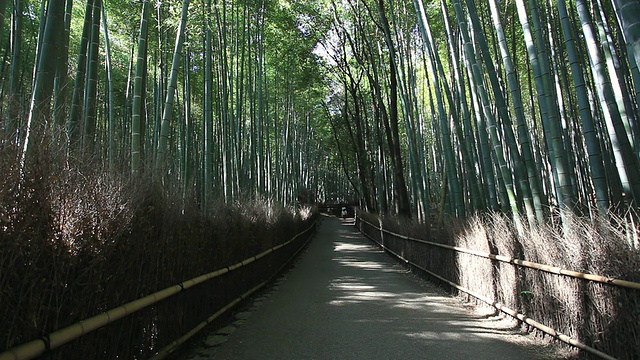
[4, 0, 640, 223]
[1, 0, 337, 207]
[317, 0, 640, 226]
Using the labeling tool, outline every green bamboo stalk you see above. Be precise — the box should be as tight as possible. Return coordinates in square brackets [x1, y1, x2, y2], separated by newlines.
[577, 0, 640, 207]
[8, 0, 23, 137]
[593, 0, 640, 157]
[442, 0, 496, 211]
[466, 0, 540, 223]
[612, 0, 640, 125]
[157, 0, 190, 167]
[376, 0, 412, 217]
[203, 0, 214, 206]
[613, 0, 640, 78]
[451, 0, 522, 222]
[515, 0, 575, 212]
[182, 37, 192, 202]
[257, 2, 266, 195]
[68, 0, 94, 150]
[488, 0, 545, 223]
[22, 0, 65, 164]
[131, 0, 150, 173]
[53, 0, 73, 129]
[556, 0, 609, 214]
[415, 0, 466, 217]
[102, 4, 114, 174]
[82, 0, 101, 154]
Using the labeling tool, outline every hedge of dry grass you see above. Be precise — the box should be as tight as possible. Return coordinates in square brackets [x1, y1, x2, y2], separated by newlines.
[356, 210, 640, 359]
[0, 140, 316, 359]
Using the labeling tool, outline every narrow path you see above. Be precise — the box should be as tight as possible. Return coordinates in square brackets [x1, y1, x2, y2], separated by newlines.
[186, 217, 559, 359]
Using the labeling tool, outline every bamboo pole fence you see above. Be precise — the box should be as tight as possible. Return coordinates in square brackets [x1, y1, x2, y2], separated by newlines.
[355, 213, 631, 360]
[149, 218, 315, 360]
[0, 220, 317, 360]
[356, 216, 640, 290]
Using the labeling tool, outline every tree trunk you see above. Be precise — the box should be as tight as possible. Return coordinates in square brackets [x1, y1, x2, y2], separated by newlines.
[377, 0, 411, 217]
[22, 0, 65, 164]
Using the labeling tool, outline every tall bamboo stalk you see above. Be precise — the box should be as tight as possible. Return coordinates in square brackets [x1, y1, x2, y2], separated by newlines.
[131, 0, 150, 173]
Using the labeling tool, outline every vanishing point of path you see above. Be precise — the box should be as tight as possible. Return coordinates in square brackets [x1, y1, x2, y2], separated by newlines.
[185, 216, 561, 360]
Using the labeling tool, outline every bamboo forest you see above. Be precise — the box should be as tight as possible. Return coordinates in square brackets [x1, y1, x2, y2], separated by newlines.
[6, 0, 640, 220]
[2, 0, 640, 359]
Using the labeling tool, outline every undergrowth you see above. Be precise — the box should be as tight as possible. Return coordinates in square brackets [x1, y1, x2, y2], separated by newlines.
[357, 210, 640, 359]
[0, 137, 316, 358]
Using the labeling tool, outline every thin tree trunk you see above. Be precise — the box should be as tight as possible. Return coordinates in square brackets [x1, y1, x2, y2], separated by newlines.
[577, 0, 640, 207]
[102, 4, 114, 174]
[68, 0, 94, 150]
[82, 0, 101, 154]
[557, 0, 609, 214]
[131, 0, 150, 173]
[203, 0, 214, 207]
[8, 0, 23, 137]
[53, 0, 73, 129]
[613, 0, 640, 80]
[22, 0, 65, 164]
[376, 0, 411, 217]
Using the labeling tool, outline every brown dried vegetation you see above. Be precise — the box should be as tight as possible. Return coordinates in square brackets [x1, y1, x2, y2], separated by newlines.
[0, 138, 316, 359]
[357, 210, 640, 359]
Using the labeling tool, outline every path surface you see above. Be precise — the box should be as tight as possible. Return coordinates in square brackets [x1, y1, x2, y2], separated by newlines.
[186, 217, 559, 360]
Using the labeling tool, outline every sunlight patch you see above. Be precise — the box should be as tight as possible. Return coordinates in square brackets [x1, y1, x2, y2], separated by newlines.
[330, 283, 375, 291]
[342, 291, 396, 300]
[333, 242, 370, 252]
[405, 331, 465, 340]
[337, 259, 386, 269]
[393, 302, 425, 310]
[329, 299, 361, 306]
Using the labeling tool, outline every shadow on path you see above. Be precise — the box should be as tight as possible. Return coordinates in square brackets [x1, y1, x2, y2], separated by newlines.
[187, 217, 560, 360]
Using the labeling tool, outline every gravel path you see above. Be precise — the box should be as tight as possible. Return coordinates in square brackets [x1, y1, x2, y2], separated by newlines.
[186, 216, 561, 360]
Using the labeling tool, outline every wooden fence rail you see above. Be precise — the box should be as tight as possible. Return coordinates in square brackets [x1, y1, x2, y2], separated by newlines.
[355, 213, 628, 360]
[0, 220, 317, 360]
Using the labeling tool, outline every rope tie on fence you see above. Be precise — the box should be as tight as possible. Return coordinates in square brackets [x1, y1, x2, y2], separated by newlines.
[39, 335, 50, 353]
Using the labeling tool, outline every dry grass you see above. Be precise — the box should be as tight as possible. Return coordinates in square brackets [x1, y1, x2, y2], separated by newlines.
[357, 210, 640, 359]
[0, 136, 317, 358]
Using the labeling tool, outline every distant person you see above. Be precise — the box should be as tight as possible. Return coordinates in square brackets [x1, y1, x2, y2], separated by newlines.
[341, 207, 347, 218]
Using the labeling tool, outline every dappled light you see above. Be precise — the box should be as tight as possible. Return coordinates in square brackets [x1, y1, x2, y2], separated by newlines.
[335, 258, 390, 271]
[4, 0, 640, 356]
[356, 211, 640, 359]
[340, 218, 357, 226]
[405, 331, 466, 341]
[333, 242, 377, 252]
[323, 219, 545, 357]
[329, 281, 375, 291]
[140, 216, 562, 359]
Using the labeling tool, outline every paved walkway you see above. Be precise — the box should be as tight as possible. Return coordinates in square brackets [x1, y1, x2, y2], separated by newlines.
[187, 217, 559, 359]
